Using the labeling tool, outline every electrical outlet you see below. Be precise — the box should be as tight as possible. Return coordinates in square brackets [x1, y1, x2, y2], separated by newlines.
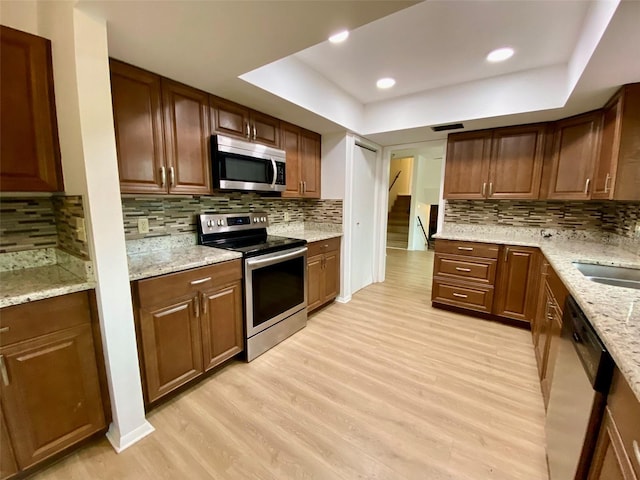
[74, 218, 87, 242]
[138, 218, 150, 234]
[284, 212, 291, 222]
[635, 221, 640, 238]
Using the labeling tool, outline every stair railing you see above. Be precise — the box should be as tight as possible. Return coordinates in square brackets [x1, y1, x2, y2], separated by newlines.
[389, 170, 401, 192]
[417, 215, 429, 248]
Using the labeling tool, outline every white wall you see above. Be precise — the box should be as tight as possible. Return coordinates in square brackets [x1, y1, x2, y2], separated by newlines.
[4, 0, 153, 452]
[0, 0, 39, 35]
[320, 133, 348, 200]
[407, 149, 444, 250]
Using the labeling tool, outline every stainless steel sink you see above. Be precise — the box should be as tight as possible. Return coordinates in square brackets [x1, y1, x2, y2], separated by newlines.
[572, 262, 640, 290]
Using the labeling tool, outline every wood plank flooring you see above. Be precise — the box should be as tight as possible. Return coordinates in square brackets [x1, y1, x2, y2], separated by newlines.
[34, 249, 548, 479]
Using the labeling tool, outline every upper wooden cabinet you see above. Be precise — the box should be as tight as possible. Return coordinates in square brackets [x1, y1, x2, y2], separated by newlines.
[592, 84, 640, 200]
[280, 122, 321, 198]
[110, 59, 211, 195]
[210, 96, 280, 148]
[0, 26, 63, 192]
[546, 110, 602, 200]
[444, 124, 545, 200]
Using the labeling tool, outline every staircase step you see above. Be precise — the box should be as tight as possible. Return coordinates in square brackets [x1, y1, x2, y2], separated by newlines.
[388, 225, 409, 234]
[387, 232, 409, 241]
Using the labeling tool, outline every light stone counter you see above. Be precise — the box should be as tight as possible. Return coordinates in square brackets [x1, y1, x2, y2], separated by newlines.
[127, 246, 242, 281]
[435, 226, 640, 402]
[0, 265, 94, 308]
[268, 222, 342, 243]
[283, 230, 343, 243]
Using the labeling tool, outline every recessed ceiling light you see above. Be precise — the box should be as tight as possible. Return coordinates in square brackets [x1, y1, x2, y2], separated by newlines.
[329, 30, 349, 44]
[376, 77, 396, 89]
[487, 47, 514, 63]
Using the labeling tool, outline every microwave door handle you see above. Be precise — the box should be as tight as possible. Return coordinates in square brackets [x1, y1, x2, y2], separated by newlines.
[271, 158, 277, 188]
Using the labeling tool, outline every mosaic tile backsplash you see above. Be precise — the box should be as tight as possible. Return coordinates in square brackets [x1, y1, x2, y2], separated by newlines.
[122, 194, 343, 240]
[0, 196, 89, 258]
[444, 200, 640, 239]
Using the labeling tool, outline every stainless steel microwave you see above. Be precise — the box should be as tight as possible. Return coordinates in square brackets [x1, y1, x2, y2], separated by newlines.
[211, 135, 286, 192]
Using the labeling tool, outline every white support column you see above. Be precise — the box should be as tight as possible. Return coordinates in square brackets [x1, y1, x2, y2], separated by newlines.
[37, 1, 153, 452]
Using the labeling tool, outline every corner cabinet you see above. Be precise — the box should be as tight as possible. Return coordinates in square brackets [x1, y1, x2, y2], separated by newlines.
[546, 110, 602, 200]
[133, 260, 243, 404]
[281, 122, 322, 198]
[210, 95, 280, 148]
[0, 25, 63, 192]
[307, 237, 341, 313]
[0, 292, 107, 477]
[593, 83, 640, 200]
[110, 59, 211, 195]
[443, 124, 546, 200]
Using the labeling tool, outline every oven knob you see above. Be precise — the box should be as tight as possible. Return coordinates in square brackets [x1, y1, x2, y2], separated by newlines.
[218, 220, 224, 226]
[207, 220, 211, 227]
[262, 216, 266, 222]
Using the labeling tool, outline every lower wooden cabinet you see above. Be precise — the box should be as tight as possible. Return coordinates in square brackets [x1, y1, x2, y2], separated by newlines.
[307, 237, 341, 313]
[493, 246, 540, 323]
[133, 260, 244, 404]
[588, 369, 640, 480]
[0, 292, 106, 478]
[432, 240, 541, 325]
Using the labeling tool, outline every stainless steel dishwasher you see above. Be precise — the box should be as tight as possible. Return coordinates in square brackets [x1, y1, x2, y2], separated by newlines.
[546, 296, 614, 480]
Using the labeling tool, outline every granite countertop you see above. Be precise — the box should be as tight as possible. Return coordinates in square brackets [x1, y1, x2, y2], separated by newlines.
[0, 265, 94, 308]
[435, 229, 640, 402]
[127, 246, 242, 281]
[283, 229, 343, 243]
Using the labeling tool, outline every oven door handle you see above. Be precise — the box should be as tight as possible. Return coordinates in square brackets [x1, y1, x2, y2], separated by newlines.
[246, 247, 307, 269]
[270, 158, 277, 189]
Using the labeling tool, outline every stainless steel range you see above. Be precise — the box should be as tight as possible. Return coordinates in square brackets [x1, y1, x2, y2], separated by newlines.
[197, 212, 307, 361]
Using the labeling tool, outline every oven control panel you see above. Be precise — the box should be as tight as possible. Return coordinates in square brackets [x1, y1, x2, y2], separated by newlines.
[197, 211, 269, 233]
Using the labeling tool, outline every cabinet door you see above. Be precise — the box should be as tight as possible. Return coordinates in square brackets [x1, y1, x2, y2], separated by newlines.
[0, 407, 18, 480]
[588, 408, 636, 480]
[323, 251, 340, 304]
[162, 79, 211, 195]
[488, 124, 545, 199]
[109, 59, 166, 194]
[547, 111, 602, 200]
[493, 246, 539, 323]
[139, 296, 203, 403]
[250, 111, 280, 148]
[0, 25, 63, 192]
[280, 122, 302, 197]
[307, 254, 324, 312]
[541, 305, 562, 409]
[0, 325, 105, 469]
[443, 131, 492, 199]
[201, 282, 244, 372]
[593, 91, 622, 199]
[210, 96, 250, 140]
[300, 129, 321, 198]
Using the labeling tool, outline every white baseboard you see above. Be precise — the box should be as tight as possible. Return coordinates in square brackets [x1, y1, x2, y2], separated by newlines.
[336, 295, 352, 304]
[106, 420, 155, 453]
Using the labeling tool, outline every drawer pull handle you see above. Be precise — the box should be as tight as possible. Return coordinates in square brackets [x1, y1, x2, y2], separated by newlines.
[634, 440, 640, 466]
[0, 355, 9, 386]
[0, 326, 9, 333]
[190, 277, 212, 285]
[457, 247, 473, 251]
[452, 293, 468, 299]
[455, 267, 471, 272]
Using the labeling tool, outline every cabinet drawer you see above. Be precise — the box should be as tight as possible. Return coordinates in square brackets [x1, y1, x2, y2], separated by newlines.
[435, 239, 500, 259]
[432, 280, 494, 313]
[0, 292, 91, 347]
[307, 237, 341, 257]
[434, 254, 497, 285]
[608, 369, 640, 478]
[136, 260, 242, 308]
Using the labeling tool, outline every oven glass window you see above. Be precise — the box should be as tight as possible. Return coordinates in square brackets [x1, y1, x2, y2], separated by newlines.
[251, 256, 304, 327]
[220, 154, 270, 183]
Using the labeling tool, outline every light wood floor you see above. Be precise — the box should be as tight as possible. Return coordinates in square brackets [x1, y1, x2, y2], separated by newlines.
[35, 249, 548, 479]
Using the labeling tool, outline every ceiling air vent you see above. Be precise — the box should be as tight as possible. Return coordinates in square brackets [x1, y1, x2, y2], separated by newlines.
[431, 123, 464, 132]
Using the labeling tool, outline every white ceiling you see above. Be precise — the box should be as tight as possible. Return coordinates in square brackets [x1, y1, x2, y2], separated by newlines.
[76, 0, 640, 147]
[294, 1, 589, 104]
